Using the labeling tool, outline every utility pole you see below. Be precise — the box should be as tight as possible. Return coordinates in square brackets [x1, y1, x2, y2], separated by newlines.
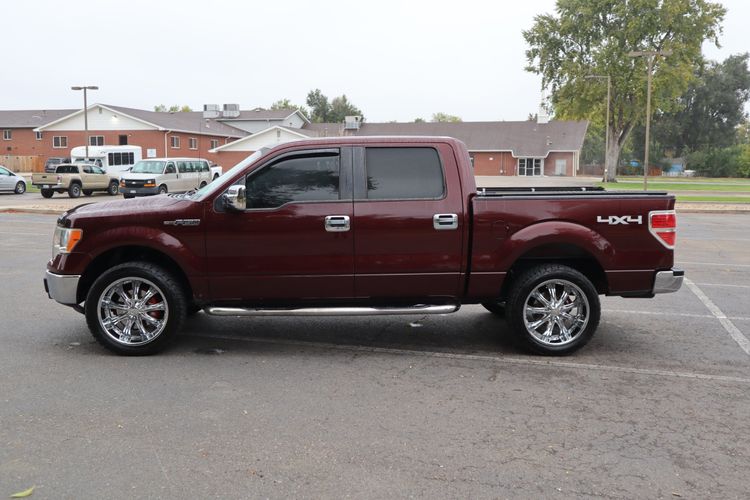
[71, 86, 99, 160]
[628, 50, 671, 190]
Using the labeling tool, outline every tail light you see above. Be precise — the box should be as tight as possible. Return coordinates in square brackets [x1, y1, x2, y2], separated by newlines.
[649, 210, 676, 249]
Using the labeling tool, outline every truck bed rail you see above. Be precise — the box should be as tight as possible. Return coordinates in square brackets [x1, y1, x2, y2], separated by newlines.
[476, 186, 669, 197]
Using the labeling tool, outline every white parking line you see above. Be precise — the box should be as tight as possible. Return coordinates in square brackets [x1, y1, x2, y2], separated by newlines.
[677, 261, 750, 269]
[694, 283, 750, 289]
[605, 309, 750, 322]
[685, 278, 750, 356]
[182, 333, 750, 384]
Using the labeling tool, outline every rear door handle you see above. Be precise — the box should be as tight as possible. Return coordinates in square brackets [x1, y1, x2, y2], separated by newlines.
[325, 215, 351, 232]
[433, 213, 458, 230]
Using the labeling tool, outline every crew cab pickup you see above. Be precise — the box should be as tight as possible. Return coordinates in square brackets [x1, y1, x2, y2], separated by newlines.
[32, 163, 120, 198]
[43, 137, 683, 356]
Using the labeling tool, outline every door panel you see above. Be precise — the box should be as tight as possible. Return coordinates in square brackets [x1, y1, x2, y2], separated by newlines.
[205, 148, 355, 302]
[352, 144, 464, 299]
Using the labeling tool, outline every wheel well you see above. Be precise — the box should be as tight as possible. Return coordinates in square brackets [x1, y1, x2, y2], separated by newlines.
[499, 243, 608, 299]
[78, 246, 193, 304]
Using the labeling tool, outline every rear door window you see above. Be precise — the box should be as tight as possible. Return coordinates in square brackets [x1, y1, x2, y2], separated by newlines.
[363, 147, 445, 200]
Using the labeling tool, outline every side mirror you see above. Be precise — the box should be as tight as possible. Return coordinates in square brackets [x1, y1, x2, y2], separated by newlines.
[223, 185, 246, 211]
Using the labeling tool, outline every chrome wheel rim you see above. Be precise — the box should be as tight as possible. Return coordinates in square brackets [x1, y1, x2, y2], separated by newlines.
[523, 279, 589, 347]
[16, 182, 25, 194]
[97, 277, 169, 346]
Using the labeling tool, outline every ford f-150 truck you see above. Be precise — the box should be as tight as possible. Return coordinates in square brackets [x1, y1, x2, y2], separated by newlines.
[43, 137, 683, 356]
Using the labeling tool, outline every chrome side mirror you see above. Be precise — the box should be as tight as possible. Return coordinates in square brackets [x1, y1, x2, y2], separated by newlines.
[223, 184, 246, 211]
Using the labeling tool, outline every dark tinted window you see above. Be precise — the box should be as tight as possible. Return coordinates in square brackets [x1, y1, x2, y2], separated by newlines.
[365, 147, 444, 199]
[246, 153, 340, 209]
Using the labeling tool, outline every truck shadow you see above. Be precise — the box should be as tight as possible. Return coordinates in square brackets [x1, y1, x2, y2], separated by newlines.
[179, 308, 524, 356]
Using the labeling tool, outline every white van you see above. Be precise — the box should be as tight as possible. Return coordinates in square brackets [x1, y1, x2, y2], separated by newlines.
[70, 145, 142, 175]
[119, 157, 212, 198]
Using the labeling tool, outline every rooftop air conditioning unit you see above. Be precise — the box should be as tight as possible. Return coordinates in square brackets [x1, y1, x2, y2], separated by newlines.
[203, 104, 220, 119]
[222, 104, 240, 118]
[344, 115, 362, 130]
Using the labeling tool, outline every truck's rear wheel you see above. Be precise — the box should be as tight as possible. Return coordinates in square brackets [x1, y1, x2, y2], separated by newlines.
[68, 183, 82, 198]
[505, 264, 600, 355]
[85, 262, 187, 355]
[41, 189, 53, 198]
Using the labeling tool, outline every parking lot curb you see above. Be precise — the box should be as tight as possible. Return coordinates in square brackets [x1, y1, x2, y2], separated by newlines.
[0, 207, 66, 215]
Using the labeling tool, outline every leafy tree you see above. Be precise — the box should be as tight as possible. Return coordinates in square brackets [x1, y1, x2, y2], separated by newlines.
[305, 89, 364, 123]
[153, 104, 192, 112]
[306, 89, 330, 122]
[654, 53, 750, 157]
[270, 99, 310, 119]
[328, 95, 363, 123]
[431, 112, 462, 123]
[524, 0, 725, 181]
[413, 118, 426, 123]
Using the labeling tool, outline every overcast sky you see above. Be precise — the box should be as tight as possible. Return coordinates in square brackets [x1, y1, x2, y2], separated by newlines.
[2, 0, 748, 122]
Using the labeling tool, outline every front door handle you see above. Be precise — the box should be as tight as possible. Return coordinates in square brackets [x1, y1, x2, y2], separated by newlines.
[325, 215, 351, 232]
[433, 213, 458, 230]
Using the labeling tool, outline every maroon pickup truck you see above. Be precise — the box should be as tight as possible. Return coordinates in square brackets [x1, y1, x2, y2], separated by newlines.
[44, 136, 683, 356]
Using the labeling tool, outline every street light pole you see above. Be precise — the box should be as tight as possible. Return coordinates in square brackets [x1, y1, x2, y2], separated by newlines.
[627, 50, 671, 190]
[71, 85, 99, 160]
[586, 75, 611, 183]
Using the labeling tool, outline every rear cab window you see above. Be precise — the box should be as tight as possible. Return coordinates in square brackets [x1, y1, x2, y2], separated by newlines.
[362, 147, 445, 200]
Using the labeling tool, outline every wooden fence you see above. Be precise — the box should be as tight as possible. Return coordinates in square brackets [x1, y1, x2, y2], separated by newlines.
[1, 155, 45, 173]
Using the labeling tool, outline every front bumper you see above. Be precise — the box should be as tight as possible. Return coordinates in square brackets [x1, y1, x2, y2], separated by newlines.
[652, 268, 684, 294]
[44, 270, 80, 305]
[122, 186, 160, 196]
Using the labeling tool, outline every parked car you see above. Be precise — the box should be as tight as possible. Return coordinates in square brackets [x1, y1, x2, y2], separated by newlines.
[119, 158, 212, 198]
[44, 157, 71, 173]
[0, 165, 27, 194]
[43, 136, 682, 356]
[31, 163, 119, 198]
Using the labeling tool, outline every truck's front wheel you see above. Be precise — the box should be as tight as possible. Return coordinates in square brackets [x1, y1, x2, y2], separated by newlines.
[85, 262, 187, 355]
[505, 264, 600, 355]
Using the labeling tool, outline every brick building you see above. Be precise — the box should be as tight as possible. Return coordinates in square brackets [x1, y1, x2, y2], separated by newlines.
[210, 117, 589, 177]
[0, 104, 254, 171]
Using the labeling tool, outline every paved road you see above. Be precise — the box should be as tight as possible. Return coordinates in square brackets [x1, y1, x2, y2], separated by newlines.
[1, 213, 749, 499]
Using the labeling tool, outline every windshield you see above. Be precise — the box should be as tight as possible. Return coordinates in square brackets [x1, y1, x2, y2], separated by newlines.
[131, 161, 165, 174]
[188, 149, 267, 201]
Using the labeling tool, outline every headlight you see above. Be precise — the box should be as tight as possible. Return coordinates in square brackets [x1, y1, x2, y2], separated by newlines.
[52, 227, 83, 258]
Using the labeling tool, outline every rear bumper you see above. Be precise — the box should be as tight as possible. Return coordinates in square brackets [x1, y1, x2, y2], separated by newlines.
[652, 268, 684, 294]
[44, 270, 80, 305]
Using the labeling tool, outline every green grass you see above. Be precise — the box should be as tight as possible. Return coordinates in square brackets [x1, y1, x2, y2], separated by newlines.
[599, 181, 750, 192]
[674, 195, 750, 203]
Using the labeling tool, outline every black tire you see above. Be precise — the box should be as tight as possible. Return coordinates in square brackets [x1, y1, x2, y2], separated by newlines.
[505, 264, 600, 356]
[107, 180, 119, 196]
[85, 262, 187, 355]
[213, 174, 219, 181]
[41, 189, 54, 198]
[14, 182, 26, 194]
[83, 189, 93, 196]
[68, 183, 82, 198]
[481, 300, 505, 316]
[158, 185, 168, 195]
[199, 181, 207, 188]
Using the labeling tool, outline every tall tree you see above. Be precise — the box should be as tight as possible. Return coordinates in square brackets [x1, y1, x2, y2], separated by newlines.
[431, 112, 462, 123]
[654, 53, 750, 156]
[524, 0, 725, 181]
[306, 89, 330, 122]
[328, 95, 363, 123]
[270, 98, 310, 119]
[153, 104, 192, 112]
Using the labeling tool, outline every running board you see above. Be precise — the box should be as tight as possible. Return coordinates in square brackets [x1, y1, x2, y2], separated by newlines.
[205, 304, 460, 317]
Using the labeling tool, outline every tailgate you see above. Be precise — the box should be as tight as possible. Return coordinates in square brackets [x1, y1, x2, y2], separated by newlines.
[32, 174, 57, 185]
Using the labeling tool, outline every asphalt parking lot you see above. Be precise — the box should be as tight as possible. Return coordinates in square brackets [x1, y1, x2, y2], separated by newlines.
[1, 211, 749, 499]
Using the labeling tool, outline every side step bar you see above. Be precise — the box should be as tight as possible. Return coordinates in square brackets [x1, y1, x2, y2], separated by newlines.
[205, 304, 460, 317]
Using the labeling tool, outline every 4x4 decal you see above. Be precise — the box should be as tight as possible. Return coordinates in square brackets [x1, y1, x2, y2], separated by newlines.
[597, 215, 643, 225]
